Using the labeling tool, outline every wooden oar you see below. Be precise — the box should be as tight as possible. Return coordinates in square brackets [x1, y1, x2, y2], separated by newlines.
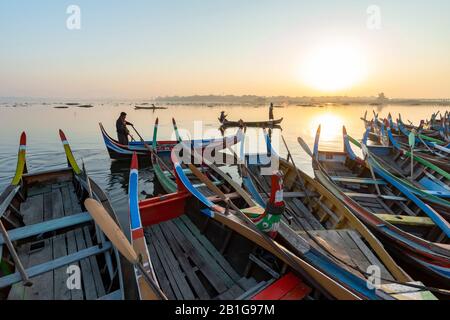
[0, 220, 33, 287]
[182, 146, 352, 299]
[84, 198, 167, 300]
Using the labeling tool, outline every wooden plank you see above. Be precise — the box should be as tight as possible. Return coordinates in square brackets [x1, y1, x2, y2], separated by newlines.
[68, 184, 98, 300]
[20, 194, 44, 225]
[178, 215, 240, 282]
[146, 226, 191, 299]
[146, 236, 176, 300]
[249, 254, 280, 278]
[217, 283, 245, 300]
[158, 223, 210, 299]
[344, 192, 407, 201]
[20, 191, 54, 300]
[83, 227, 106, 298]
[336, 230, 373, 275]
[61, 186, 83, 300]
[375, 214, 435, 227]
[347, 231, 392, 280]
[331, 177, 386, 185]
[163, 220, 228, 294]
[74, 228, 97, 299]
[51, 188, 71, 300]
[0, 213, 91, 245]
[290, 198, 324, 230]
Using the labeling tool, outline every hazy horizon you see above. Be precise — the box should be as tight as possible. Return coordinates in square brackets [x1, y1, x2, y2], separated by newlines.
[1, 1, 449, 99]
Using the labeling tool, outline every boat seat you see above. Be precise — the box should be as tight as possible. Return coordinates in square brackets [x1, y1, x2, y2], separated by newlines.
[0, 212, 92, 245]
[241, 206, 265, 219]
[375, 214, 435, 227]
[331, 176, 386, 185]
[344, 192, 407, 201]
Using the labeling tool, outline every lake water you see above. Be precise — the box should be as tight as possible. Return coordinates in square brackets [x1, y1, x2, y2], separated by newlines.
[0, 102, 446, 229]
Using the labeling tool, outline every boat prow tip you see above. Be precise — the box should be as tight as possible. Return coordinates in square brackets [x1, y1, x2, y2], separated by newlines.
[58, 129, 67, 141]
[20, 132, 26, 145]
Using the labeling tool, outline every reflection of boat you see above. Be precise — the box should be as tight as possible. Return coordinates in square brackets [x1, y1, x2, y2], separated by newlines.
[305, 125, 450, 288]
[0, 131, 132, 300]
[219, 117, 283, 128]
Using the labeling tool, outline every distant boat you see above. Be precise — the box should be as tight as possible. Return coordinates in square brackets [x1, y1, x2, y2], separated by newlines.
[135, 104, 168, 110]
[54, 106, 69, 109]
[77, 104, 94, 108]
[65, 103, 80, 106]
[296, 103, 313, 107]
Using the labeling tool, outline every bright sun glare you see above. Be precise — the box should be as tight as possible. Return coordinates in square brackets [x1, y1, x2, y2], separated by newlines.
[310, 113, 344, 142]
[301, 43, 367, 92]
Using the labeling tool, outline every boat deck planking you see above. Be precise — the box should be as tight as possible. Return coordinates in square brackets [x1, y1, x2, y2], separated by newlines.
[7, 182, 108, 300]
[252, 166, 396, 284]
[144, 216, 264, 300]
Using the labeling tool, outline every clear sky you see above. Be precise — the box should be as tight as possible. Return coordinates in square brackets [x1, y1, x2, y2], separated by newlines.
[1, 0, 449, 99]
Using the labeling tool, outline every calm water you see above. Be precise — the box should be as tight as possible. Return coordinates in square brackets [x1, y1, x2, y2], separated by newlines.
[0, 102, 447, 229]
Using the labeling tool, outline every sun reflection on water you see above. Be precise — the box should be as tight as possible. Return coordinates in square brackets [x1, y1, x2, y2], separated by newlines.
[309, 112, 344, 143]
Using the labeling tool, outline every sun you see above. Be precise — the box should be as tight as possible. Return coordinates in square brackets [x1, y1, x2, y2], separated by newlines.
[300, 43, 367, 92]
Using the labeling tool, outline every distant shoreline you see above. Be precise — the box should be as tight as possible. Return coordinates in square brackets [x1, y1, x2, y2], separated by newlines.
[1, 95, 450, 106]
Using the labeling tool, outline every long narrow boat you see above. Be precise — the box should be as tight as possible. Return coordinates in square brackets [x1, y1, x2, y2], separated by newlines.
[0, 131, 132, 300]
[304, 125, 450, 288]
[352, 128, 450, 218]
[220, 117, 283, 128]
[238, 131, 435, 299]
[396, 118, 450, 158]
[129, 153, 339, 300]
[169, 136, 441, 298]
[383, 121, 450, 175]
[100, 122, 238, 160]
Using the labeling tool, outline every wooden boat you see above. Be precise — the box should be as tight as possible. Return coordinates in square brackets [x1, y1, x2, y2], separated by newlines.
[162, 132, 438, 299]
[54, 106, 69, 109]
[238, 131, 435, 299]
[99, 122, 239, 160]
[134, 104, 168, 110]
[383, 121, 450, 173]
[303, 125, 450, 287]
[346, 129, 450, 218]
[77, 105, 94, 108]
[219, 117, 283, 128]
[358, 124, 450, 213]
[396, 118, 450, 156]
[129, 153, 346, 300]
[0, 131, 132, 300]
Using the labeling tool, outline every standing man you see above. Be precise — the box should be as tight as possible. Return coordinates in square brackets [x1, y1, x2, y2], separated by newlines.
[269, 103, 274, 121]
[116, 112, 133, 145]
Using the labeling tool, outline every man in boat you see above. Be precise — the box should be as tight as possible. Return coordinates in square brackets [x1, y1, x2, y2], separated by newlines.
[116, 112, 134, 145]
[269, 103, 274, 121]
[219, 111, 227, 123]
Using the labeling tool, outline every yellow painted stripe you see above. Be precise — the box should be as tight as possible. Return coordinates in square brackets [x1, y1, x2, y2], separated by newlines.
[63, 143, 81, 174]
[11, 149, 26, 186]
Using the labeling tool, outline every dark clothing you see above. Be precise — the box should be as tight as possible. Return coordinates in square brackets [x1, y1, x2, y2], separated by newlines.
[269, 106, 274, 120]
[116, 118, 132, 145]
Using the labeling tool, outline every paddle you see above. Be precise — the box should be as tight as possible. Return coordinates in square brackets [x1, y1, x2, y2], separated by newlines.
[0, 219, 33, 287]
[297, 136, 314, 158]
[84, 198, 166, 300]
[180, 145, 342, 295]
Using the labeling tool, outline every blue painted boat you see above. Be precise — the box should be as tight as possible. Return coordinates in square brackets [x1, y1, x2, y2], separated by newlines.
[306, 125, 450, 288]
[0, 130, 132, 300]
